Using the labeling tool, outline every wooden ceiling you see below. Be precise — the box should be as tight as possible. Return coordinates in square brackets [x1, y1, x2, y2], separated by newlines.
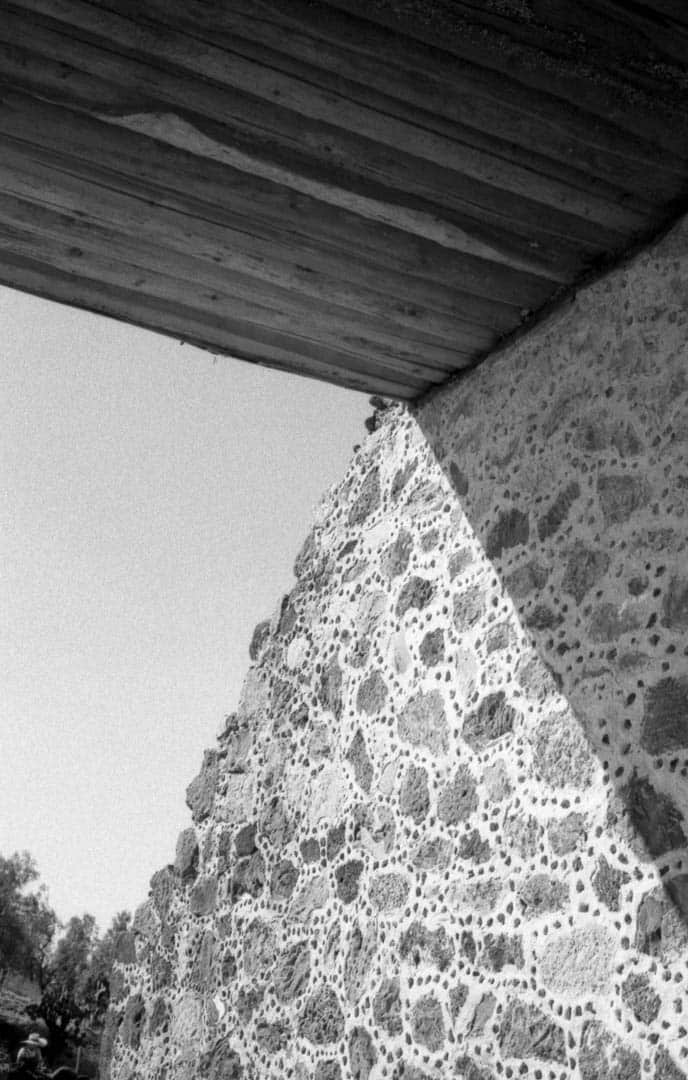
[0, 0, 687, 399]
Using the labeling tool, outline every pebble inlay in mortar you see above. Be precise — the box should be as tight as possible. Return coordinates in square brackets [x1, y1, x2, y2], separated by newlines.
[104, 217, 688, 1079]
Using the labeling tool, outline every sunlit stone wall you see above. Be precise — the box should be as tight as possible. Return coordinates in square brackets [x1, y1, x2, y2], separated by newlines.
[105, 215, 688, 1080]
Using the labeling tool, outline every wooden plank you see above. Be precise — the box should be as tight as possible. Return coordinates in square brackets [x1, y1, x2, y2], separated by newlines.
[0, 90, 560, 308]
[321, 0, 688, 158]
[0, 251, 426, 398]
[0, 215, 471, 377]
[0, 14, 627, 276]
[0, 148, 504, 346]
[0, 137, 520, 335]
[5, 0, 659, 235]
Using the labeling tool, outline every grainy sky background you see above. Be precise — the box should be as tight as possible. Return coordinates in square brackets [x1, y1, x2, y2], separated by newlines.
[1, 284, 370, 932]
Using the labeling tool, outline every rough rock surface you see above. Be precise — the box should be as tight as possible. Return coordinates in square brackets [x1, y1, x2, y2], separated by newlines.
[106, 216, 688, 1079]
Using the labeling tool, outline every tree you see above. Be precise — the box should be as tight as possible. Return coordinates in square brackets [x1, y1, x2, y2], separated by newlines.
[0, 852, 57, 982]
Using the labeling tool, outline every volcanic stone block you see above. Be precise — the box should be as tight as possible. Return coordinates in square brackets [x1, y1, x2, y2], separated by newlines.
[592, 855, 630, 911]
[231, 853, 265, 901]
[579, 1019, 641, 1080]
[381, 529, 413, 579]
[518, 873, 569, 916]
[597, 473, 649, 524]
[419, 628, 445, 666]
[400, 764, 430, 824]
[344, 922, 377, 1004]
[174, 827, 199, 883]
[622, 972, 661, 1024]
[481, 933, 523, 972]
[314, 1062, 341, 1080]
[255, 1019, 290, 1052]
[562, 541, 610, 603]
[270, 859, 299, 901]
[662, 576, 688, 630]
[548, 812, 587, 854]
[621, 774, 687, 856]
[186, 750, 219, 823]
[437, 765, 478, 824]
[400, 922, 454, 970]
[642, 676, 688, 754]
[397, 575, 434, 617]
[485, 507, 530, 559]
[537, 480, 581, 541]
[348, 467, 381, 526]
[189, 876, 217, 917]
[398, 690, 449, 755]
[348, 1026, 376, 1080]
[234, 822, 257, 857]
[369, 873, 409, 911]
[346, 729, 374, 793]
[499, 1001, 566, 1063]
[298, 986, 345, 1044]
[532, 710, 594, 788]
[373, 977, 402, 1036]
[121, 994, 146, 1051]
[655, 1047, 688, 1080]
[462, 692, 516, 751]
[356, 670, 388, 715]
[273, 941, 311, 1003]
[335, 860, 364, 904]
[412, 994, 445, 1052]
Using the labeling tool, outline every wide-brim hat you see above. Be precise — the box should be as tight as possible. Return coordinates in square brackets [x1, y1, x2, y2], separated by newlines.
[21, 1033, 47, 1048]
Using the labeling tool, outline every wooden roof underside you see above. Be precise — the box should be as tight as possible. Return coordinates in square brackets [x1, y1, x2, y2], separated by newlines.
[0, 0, 687, 399]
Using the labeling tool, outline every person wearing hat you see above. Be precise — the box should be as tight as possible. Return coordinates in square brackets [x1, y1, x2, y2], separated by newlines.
[11, 1033, 48, 1078]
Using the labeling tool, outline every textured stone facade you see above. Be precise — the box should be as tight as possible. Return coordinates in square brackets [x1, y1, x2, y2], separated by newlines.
[105, 216, 688, 1080]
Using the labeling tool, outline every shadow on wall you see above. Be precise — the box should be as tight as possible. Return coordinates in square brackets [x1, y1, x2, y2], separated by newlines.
[414, 214, 688, 1077]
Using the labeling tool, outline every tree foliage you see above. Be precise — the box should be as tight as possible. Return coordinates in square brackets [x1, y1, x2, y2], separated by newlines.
[0, 852, 57, 981]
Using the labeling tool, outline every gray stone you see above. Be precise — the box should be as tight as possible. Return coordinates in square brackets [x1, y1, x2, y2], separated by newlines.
[243, 919, 276, 982]
[335, 860, 364, 904]
[467, 992, 495, 1036]
[592, 855, 631, 911]
[462, 692, 516, 751]
[174, 827, 199, 882]
[300, 837, 321, 863]
[381, 529, 413, 579]
[319, 655, 343, 718]
[260, 796, 293, 849]
[369, 873, 409, 911]
[270, 859, 299, 901]
[449, 983, 469, 1017]
[481, 933, 523, 972]
[348, 1026, 376, 1080]
[203, 1039, 243, 1080]
[314, 1062, 341, 1080]
[482, 759, 512, 802]
[400, 921, 454, 970]
[525, 604, 564, 630]
[662, 576, 688, 630]
[589, 602, 640, 641]
[346, 729, 374, 792]
[231, 852, 265, 900]
[622, 773, 687, 856]
[419, 628, 445, 666]
[249, 619, 270, 660]
[636, 879, 688, 960]
[326, 823, 346, 862]
[598, 473, 649, 524]
[400, 764, 430, 824]
[255, 1018, 290, 1052]
[450, 461, 469, 496]
[344, 921, 377, 1004]
[655, 1047, 688, 1080]
[537, 480, 581, 541]
[539, 925, 615, 998]
[642, 676, 688, 754]
[189, 930, 216, 990]
[398, 689, 449, 755]
[454, 1057, 496, 1080]
[186, 750, 218, 823]
[532, 710, 594, 788]
[189, 876, 217, 916]
[356, 670, 388, 715]
[348, 467, 381, 526]
[273, 941, 310, 1003]
[499, 1000, 566, 1063]
[234, 822, 256, 857]
[448, 547, 473, 580]
[458, 828, 491, 863]
[236, 987, 262, 1023]
[452, 584, 483, 630]
[518, 873, 569, 916]
[437, 765, 477, 825]
[412, 836, 453, 869]
[114, 930, 136, 965]
[147, 995, 169, 1036]
[485, 507, 530, 559]
[622, 972, 661, 1024]
[579, 1019, 641, 1080]
[504, 560, 549, 598]
[411, 994, 444, 1052]
[548, 812, 587, 855]
[373, 977, 402, 1036]
[298, 986, 344, 1045]
[397, 575, 434, 617]
[562, 541, 610, 603]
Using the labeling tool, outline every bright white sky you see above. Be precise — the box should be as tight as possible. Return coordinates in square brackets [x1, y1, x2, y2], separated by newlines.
[0, 285, 371, 934]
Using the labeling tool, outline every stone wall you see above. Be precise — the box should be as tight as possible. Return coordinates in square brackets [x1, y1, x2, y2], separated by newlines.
[105, 214, 688, 1080]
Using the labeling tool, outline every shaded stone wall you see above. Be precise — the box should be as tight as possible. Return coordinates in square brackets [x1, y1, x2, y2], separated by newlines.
[105, 215, 688, 1080]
